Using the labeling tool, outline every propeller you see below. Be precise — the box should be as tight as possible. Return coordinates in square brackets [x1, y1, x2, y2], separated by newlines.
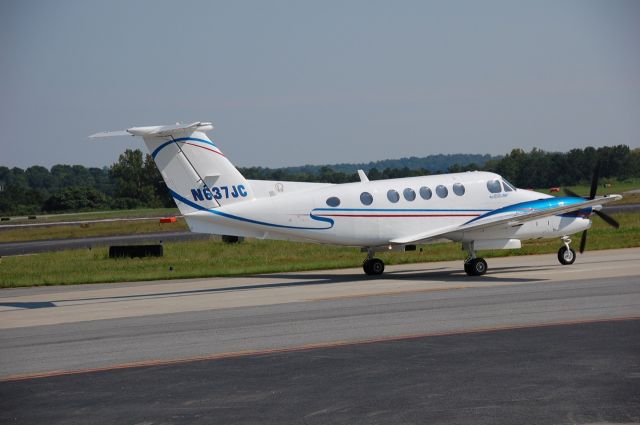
[579, 230, 588, 254]
[563, 160, 620, 253]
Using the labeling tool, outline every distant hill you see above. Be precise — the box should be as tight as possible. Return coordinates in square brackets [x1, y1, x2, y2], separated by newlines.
[277, 153, 498, 175]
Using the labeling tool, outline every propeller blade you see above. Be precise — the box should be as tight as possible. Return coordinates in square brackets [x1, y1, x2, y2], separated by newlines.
[563, 188, 582, 198]
[589, 160, 600, 200]
[595, 210, 620, 229]
[579, 230, 588, 254]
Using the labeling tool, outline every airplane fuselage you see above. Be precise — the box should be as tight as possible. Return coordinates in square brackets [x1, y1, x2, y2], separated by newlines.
[184, 171, 591, 247]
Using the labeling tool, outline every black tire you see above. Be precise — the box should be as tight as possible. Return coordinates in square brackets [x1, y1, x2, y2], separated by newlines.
[370, 258, 385, 275]
[464, 261, 473, 275]
[363, 258, 384, 275]
[465, 258, 487, 276]
[557, 246, 576, 265]
[363, 259, 373, 275]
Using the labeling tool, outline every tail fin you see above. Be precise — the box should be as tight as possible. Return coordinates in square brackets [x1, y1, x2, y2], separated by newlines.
[91, 122, 253, 215]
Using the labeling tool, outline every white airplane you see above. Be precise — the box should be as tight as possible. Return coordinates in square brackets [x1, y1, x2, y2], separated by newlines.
[91, 122, 622, 276]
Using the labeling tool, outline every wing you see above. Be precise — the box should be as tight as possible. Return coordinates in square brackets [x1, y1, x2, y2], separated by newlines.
[390, 195, 622, 245]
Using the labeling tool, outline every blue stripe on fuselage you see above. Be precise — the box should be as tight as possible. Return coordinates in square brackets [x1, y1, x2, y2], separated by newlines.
[464, 197, 591, 224]
[170, 189, 334, 230]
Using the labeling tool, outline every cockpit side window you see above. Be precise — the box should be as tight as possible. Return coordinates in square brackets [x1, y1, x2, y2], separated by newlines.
[486, 180, 502, 193]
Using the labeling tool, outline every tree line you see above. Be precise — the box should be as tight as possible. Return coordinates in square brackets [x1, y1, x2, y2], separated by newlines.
[0, 150, 173, 215]
[1, 145, 638, 215]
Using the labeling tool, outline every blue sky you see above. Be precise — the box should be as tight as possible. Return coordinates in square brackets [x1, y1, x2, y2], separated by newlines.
[1, 0, 639, 169]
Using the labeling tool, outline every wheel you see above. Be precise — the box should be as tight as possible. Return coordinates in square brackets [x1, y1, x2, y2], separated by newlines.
[465, 258, 487, 276]
[363, 259, 373, 275]
[557, 246, 576, 265]
[370, 258, 384, 275]
[363, 258, 385, 275]
[464, 261, 473, 275]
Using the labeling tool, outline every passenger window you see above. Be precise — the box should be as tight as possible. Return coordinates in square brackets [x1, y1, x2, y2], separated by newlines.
[360, 192, 373, 205]
[419, 186, 432, 200]
[486, 180, 502, 193]
[387, 189, 400, 203]
[403, 188, 416, 201]
[453, 183, 465, 196]
[436, 185, 448, 198]
[326, 196, 340, 207]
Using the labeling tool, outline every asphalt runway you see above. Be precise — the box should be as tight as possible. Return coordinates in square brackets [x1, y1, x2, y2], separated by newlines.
[2, 319, 638, 424]
[0, 231, 208, 256]
[1, 248, 639, 423]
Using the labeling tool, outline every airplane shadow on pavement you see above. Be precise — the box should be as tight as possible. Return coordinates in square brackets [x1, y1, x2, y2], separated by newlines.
[0, 264, 551, 310]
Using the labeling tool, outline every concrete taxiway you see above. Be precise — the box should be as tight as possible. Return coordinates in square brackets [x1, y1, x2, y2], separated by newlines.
[0, 248, 639, 423]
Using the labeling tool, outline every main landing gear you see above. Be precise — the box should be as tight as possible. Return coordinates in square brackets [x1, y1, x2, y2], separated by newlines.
[557, 236, 576, 265]
[363, 250, 385, 276]
[463, 242, 487, 276]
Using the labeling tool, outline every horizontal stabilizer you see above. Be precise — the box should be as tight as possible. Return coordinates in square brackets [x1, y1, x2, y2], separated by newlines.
[89, 130, 132, 138]
[131, 122, 214, 137]
[89, 122, 214, 139]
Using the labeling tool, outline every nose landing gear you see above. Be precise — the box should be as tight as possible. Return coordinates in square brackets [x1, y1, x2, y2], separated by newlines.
[558, 236, 576, 265]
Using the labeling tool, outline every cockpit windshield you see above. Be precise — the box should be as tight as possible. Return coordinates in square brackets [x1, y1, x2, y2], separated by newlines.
[502, 179, 516, 191]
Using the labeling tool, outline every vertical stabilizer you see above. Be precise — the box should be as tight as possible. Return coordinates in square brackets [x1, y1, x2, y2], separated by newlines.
[91, 122, 254, 215]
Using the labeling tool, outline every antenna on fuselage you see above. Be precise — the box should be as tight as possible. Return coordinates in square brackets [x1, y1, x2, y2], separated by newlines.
[357, 169, 369, 183]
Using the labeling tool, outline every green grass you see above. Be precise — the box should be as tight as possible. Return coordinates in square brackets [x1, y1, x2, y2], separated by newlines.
[537, 178, 640, 205]
[0, 218, 188, 243]
[1, 212, 638, 288]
